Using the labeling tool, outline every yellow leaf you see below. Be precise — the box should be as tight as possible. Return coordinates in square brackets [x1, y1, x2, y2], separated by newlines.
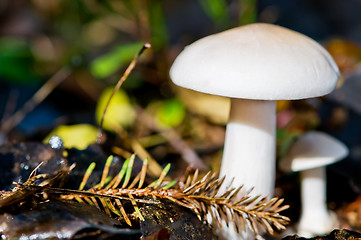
[44, 124, 98, 150]
[95, 87, 136, 131]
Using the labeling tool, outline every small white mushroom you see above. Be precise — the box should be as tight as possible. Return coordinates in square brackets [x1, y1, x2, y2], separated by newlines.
[170, 23, 339, 238]
[279, 131, 349, 237]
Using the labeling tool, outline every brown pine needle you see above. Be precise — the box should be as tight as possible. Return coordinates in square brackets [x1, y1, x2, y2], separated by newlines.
[138, 158, 147, 189]
[99, 155, 113, 189]
[115, 198, 132, 226]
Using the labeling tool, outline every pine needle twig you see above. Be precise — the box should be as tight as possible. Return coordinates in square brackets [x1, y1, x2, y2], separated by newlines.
[1, 157, 290, 236]
[57, 157, 289, 235]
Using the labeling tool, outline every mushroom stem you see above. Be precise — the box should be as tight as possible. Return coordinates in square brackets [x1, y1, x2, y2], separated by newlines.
[220, 98, 276, 197]
[298, 167, 337, 237]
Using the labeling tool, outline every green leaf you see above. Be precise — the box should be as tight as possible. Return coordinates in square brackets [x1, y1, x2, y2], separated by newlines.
[239, 0, 257, 25]
[90, 42, 143, 79]
[199, 0, 229, 24]
[156, 99, 186, 128]
[0, 38, 38, 83]
[148, 1, 168, 50]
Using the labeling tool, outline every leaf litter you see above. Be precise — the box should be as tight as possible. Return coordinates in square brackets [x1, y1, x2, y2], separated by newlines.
[0, 43, 290, 240]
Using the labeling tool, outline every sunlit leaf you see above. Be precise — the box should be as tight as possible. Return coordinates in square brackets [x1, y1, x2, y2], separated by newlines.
[43, 124, 98, 150]
[177, 87, 229, 125]
[157, 99, 185, 128]
[95, 87, 136, 131]
[147, 99, 185, 129]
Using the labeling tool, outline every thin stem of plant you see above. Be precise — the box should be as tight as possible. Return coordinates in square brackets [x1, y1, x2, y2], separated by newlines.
[0, 66, 71, 134]
[97, 43, 151, 143]
[1, 90, 19, 124]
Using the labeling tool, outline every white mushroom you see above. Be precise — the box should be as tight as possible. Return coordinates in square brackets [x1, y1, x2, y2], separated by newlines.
[170, 23, 339, 238]
[279, 131, 348, 237]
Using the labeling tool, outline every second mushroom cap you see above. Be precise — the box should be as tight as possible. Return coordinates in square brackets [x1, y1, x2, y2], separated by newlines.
[279, 131, 349, 172]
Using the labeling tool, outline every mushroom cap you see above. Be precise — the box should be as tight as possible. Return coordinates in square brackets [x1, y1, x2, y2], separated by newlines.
[170, 23, 340, 100]
[279, 131, 349, 172]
